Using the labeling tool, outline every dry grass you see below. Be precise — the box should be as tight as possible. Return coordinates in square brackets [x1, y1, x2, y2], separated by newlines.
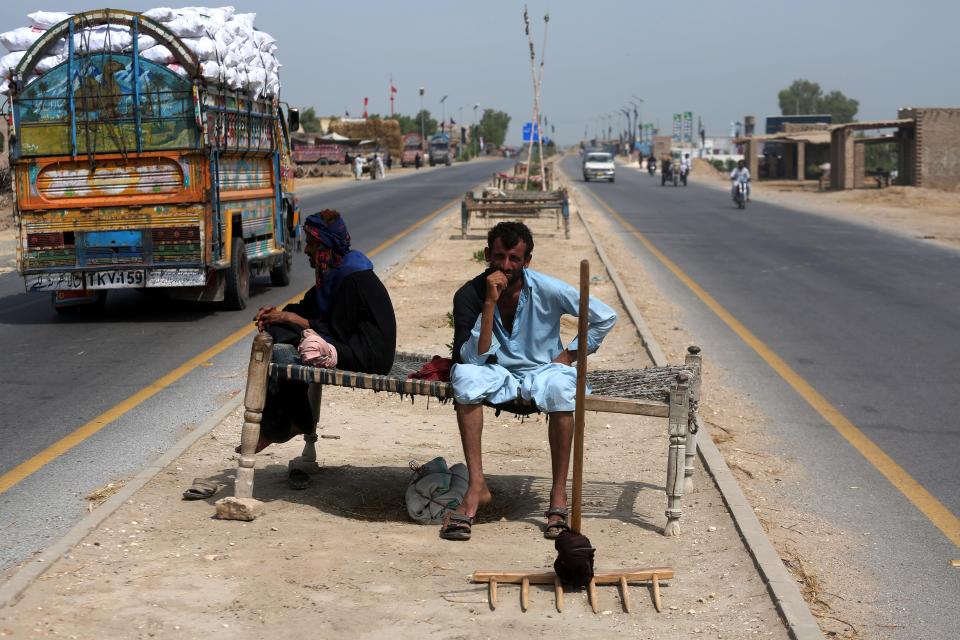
[84, 481, 125, 509]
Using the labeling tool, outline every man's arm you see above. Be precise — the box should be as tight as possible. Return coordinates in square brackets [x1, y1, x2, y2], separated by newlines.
[554, 279, 617, 356]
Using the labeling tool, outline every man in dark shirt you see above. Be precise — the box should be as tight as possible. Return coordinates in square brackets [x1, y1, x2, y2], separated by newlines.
[251, 210, 396, 450]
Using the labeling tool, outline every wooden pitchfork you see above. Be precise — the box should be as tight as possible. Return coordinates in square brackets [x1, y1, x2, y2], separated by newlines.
[472, 260, 674, 613]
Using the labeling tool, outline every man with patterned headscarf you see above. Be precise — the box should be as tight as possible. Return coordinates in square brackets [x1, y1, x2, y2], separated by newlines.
[251, 209, 396, 452]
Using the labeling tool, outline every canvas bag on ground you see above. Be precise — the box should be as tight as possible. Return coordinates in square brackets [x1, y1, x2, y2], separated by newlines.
[405, 457, 468, 524]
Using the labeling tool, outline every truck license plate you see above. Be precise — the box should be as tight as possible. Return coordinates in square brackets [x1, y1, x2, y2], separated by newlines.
[26, 270, 146, 291]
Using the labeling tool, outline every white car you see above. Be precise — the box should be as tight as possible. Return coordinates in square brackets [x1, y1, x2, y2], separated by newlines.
[582, 152, 615, 182]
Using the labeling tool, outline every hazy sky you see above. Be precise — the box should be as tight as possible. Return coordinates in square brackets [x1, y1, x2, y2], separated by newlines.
[3, 1, 959, 144]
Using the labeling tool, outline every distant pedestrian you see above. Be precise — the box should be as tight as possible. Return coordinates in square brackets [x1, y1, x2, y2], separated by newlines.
[374, 153, 386, 180]
[414, 153, 422, 170]
[385, 153, 393, 170]
[353, 154, 363, 180]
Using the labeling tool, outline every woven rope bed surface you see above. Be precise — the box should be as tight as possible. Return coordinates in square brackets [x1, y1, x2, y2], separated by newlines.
[268, 346, 696, 408]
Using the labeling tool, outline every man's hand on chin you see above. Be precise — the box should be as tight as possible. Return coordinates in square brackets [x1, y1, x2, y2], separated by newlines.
[551, 349, 575, 367]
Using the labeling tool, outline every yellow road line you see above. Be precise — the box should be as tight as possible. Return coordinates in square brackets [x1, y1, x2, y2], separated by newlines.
[0, 195, 460, 496]
[588, 188, 960, 549]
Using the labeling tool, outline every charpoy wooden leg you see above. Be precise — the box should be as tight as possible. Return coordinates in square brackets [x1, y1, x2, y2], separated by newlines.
[618, 575, 632, 613]
[683, 346, 703, 493]
[651, 573, 662, 612]
[554, 576, 563, 612]
[289, 382, 322, 478]
[663, 373, 689, 536]
[520, 577, 530, 611]
[235, 333, 273, 499]
[489, 579, 498, 610]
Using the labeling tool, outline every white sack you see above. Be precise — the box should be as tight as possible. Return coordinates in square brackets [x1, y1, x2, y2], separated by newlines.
[0, 26, 45, 52]
[166, 62, 188, 78]
[181, 36, 217, 61]
[165, 13, 209, 38]
[27, 11, 72, 30]
[200, 59, 222, 81]
[73, 26, 133, 54]
[142, 8, 176, 22]
[140, 44, 175, 64]
[180, 6, 235, 24]
[35, 53, 65, 74]
[0, 51, 26, 75]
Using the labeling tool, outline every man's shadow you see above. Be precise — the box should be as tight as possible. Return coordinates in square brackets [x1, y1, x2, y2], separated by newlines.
[200, 463, 665, 534]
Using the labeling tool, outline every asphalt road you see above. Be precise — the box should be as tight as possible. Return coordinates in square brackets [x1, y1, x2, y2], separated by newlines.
[0, 158, 511, 574]
[565, 156, 960, 639]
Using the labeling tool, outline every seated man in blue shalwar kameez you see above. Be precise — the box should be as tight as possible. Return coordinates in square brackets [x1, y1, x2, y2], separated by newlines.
[440, 222, 617, 541]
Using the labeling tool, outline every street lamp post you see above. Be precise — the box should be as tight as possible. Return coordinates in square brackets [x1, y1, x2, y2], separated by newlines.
[440, 94, 447, 133]
[472, 103, 479, 155]
[419, 87, 425, 147]
[632, 95, 644, 145]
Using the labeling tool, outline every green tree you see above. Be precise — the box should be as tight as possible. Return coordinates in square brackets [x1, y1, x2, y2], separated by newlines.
[777, 79, 858, 124]
[477, 108, 511, 147]
[300, 106, 322, 133]
[818, 90, 859, 124]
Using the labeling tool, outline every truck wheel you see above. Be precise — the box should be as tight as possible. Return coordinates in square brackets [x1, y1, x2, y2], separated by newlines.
[270, 235, 293, 287]
[223, 239, 250, 310]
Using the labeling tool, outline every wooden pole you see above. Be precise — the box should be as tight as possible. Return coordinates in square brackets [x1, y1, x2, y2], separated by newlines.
[570, 259, 590, 534]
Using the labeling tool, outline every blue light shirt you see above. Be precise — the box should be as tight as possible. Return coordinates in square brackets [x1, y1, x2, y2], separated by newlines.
[459, 268, 617, 372]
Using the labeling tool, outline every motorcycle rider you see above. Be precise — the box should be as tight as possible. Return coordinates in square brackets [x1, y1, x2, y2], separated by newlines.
[730, 159, 751, 202]
[647, 153, 657, 175]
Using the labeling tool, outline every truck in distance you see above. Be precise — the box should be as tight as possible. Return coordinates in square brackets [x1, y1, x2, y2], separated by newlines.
[428, 132, 452, 167]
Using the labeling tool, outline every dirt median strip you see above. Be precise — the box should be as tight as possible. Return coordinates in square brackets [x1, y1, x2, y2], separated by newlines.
[0, 177, 791, 638]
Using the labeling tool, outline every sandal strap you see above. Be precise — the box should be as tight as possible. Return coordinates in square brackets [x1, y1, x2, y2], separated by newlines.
[447, 513, 474, 525]
[545, 507, 569, 519]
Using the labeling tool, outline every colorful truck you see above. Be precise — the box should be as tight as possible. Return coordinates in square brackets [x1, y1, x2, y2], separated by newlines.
[400, 132, 423, 167]
[8, 9, 298, 313]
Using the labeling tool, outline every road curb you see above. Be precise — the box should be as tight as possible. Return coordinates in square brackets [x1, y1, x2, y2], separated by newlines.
[0, 191, 471, 611]
[561, 165, 824, 640]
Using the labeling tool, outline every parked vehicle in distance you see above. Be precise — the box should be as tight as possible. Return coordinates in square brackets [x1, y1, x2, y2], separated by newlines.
[400, 133, 424, 167]
[428, 133, 452, 166]
[582, 152, 615, 182]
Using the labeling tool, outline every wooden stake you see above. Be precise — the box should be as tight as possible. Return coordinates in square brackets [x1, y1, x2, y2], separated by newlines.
[570, 259, 589, 534]
[588, 578, 599, 613]
[651, 573, 662, 612]
[554, 576, 564, 612]
[521, 577, 530, 611]
[619, 575, 632, 613]
[489, 579, 497, 610]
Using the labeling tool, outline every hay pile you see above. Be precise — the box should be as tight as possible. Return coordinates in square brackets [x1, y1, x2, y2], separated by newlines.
[329, 118, 402, 158]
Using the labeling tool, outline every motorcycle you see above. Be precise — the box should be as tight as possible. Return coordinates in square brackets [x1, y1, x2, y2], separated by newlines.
[733, 179, 749, 209]
[661, 161, 676, 186]
[647, 159, 656, 176]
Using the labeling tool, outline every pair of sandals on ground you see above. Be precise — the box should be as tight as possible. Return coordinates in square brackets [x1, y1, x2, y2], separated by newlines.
[440, 505, 570, 541]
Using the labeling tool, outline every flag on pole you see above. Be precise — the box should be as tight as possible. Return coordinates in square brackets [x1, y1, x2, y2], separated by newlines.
[390, 84, 398, 94]
[363, 97, 368, 119]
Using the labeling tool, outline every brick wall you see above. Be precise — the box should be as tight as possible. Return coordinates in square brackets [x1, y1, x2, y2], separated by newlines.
[900, 108, 960, 190]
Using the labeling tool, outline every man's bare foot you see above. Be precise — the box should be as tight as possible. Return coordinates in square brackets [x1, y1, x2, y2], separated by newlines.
[457, 485, 493, 519]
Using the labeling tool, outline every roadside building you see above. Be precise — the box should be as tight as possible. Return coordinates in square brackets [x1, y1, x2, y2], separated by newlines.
[830, 108, 960, 190]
